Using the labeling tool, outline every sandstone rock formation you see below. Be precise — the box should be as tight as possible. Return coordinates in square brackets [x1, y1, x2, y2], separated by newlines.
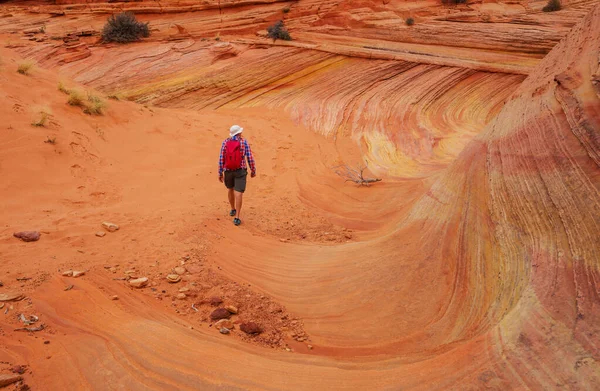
[0, 0, 598, 390]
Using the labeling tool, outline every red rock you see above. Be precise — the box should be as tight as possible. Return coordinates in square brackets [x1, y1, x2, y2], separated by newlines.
[240, 322, 262, 335]
[210, 308, 231, 320]
[209, 297, 223, 306]
[0, 374, 22, 387]
[13, 231, 40, 242]
[10, 365, 25, 374]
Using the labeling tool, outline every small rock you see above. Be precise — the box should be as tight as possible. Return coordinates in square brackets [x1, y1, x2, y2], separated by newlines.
[129, 277, 148, 288]
[307, 345, 313, 350]
[219, 327, 230, 334]
[215, 319, 234, 329]
[178, 287, 190, 293]
[10, 365, 25, 374]
[111, 295, 119, 300]
[166, 274, 181, 283]
[225, 305, 238, 314]
[285, 348, 291, 352]
[13, 231, 40, 242]
[210, 308, 231, 320]
[0, 281, 3, 287]
[95, 232, 106, 237]
[174, 266, 186, 275]
[240, 322, 262, 335]
[102, 222, 119, 232]
[44, 340, 50, 345]
[124, 270, 135, 274]
[209, 296, 223, 306]
[176, 293, 187, 300]
[72, 270, 85, 278]
[0, 374, 22, 387]
[109, 267, 117, 273]
[62, 270, 73, 277]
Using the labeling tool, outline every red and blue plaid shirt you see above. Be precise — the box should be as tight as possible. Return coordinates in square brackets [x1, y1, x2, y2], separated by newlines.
[218, 135, 256, 176]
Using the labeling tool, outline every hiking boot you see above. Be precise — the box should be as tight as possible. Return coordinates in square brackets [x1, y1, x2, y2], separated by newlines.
[233, 218, 241, 226]
[229, 209, 236, 217]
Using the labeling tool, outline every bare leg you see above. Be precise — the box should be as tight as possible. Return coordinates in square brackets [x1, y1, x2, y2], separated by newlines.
[228, 188, 235, 210]
[234, 191, 243, 219]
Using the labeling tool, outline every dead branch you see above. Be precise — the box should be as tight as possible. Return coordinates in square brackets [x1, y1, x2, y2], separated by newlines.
[333, 162, 382, 186]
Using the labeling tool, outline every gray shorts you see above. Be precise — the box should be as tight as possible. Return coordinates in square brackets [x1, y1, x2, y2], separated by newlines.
[224, 169, 247, 193]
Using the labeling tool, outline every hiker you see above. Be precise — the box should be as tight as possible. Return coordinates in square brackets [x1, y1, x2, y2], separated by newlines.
[218, 125, 256, 226]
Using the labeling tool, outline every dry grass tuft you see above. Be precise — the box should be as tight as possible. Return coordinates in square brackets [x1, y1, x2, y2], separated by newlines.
[68, 89, 86, 106]
[31, 107, 52, 127]
[83, 93, 107, 115]
[17, 60, 35, 75]
[58, 81, 70, 94]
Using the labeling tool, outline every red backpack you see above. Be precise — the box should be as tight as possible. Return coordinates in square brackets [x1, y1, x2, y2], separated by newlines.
[224, 139, 242, 170]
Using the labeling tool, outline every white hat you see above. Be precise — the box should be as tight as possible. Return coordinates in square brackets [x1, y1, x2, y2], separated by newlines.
[229, 125, 243, 137]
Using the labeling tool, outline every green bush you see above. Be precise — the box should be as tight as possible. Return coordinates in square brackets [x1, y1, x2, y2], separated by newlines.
[102, 12, 149, 43]
[542, 0, 561, 12]
[406, 18, 414, 26]
[267, 20, 292, 41]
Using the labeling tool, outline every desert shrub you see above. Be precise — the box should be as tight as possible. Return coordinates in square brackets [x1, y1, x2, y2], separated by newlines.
[32, 107, 51, 127]
[84, 94, 107, 115]
[267, 20, 292, 41]
[68, 89, 86, 106]
[44, 136, 56, 144]
[17, 60, 35, 75]
[543, 0, 561, 12]
[406, 17, 414, 26]
[101, 12, 149, 43]
[58, 81, 70, 94]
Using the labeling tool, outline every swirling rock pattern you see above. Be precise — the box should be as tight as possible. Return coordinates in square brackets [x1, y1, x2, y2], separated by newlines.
[0, 0, 598, 390]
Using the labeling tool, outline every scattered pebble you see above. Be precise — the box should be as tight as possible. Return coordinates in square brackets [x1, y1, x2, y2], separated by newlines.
[72, 271, 85, 278]
[166, 274, 181, 283]
[174, 266, 186, 275]
[64, 285, 74, 291]
[0, 374, 22, 388]
[307, 345, 313, 350]
[176, 293, 187, 300]
[111, 295, 119, 300]
[210, 308, 231, 320]
[13, 231, 40, 242]
[219, 327, 230, 334]
[215, 319, 234, 329]
[10, 366, 25, 375]
[225, 305, 238, 314]
[102, 222, 119, 232]
[129, 277, 148, 288]
[209, 296, 223, 306]
[240, 322, 262, 335]
[62, 271, 73, 277]
[0, 293, 24, 302]
[95, 232, 106, 237]
[44, 341, 50, 345]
